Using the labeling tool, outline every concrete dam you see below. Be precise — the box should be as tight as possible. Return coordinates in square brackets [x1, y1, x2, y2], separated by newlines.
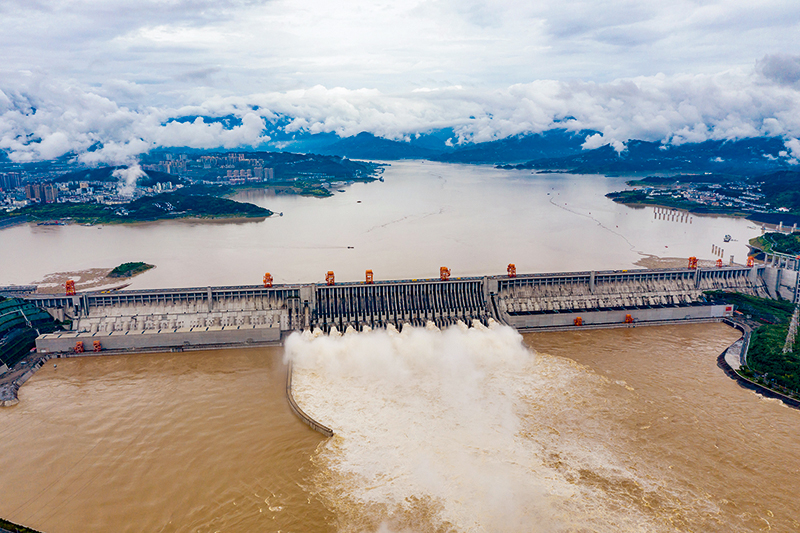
[25, 260, 798, 355]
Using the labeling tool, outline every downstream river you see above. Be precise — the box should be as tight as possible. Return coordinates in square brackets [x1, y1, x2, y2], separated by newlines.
[1, 162, 794, 532]
[0, 161, 760, 287]
[1, 324, 798, 532]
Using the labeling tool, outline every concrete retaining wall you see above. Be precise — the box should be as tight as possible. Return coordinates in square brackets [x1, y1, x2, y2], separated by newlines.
[776, 268, 799, 302]
[504, 304, 733, 330]
[285, 361, 333, 437]
[36, 324, 280, 354]
[717, 321, 800, 410]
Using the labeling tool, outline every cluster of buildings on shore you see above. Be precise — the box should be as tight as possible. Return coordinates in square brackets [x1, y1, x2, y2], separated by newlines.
[141, 152, 276, 185]
[0, 151, 258, 213]
[0, 170, 182, 213]
[641, 181, 773, 212]
[1, 150, 369, 213]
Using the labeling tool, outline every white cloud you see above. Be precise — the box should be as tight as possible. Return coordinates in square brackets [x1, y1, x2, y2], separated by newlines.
[2, 57, 800, 163]
[0, 0, 798, 165]
[151, 113, 269, 149]
[785, 138, 800, 165]
[1, 0, 798, 101]
[757, 54, 800, 86]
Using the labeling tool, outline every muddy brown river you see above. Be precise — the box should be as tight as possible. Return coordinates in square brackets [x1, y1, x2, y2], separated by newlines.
[2, 322, 797, 532]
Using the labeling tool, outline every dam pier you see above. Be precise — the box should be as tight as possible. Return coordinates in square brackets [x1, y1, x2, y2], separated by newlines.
[17, 260, 796, 355]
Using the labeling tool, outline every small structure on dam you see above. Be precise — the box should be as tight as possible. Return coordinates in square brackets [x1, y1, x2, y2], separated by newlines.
[24, 260, 796, 354]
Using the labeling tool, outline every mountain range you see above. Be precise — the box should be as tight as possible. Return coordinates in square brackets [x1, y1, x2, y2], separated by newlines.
[2, 121, 798, 175]
[297, 128, 795, 175]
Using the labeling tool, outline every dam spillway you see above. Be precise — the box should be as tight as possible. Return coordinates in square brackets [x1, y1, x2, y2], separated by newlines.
[314, 278, 489, 330]
[24, 262, 797, 354]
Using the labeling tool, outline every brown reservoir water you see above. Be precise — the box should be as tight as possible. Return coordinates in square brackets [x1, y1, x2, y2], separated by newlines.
[1, 323, 798, 532]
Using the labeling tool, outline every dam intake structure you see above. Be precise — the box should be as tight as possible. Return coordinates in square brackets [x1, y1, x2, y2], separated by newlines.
[22, 262, 793, 355]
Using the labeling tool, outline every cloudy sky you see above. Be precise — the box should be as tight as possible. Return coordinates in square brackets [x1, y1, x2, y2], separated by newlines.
[2, 0, 800, 163]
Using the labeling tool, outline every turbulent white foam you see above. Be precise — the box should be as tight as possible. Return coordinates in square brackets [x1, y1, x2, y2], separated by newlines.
[287, 322, 684, 532]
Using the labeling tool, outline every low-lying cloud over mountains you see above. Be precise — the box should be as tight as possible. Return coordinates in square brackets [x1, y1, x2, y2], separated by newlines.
[2, 0, 800, 164]
[2, 58, 800, 165]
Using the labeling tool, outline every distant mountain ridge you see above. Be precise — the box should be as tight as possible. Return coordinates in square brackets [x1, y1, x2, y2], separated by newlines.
[52, 167, 181, 186]
[316, 132, 444, 160]
[311, 130, 794, 174]
[2, 121, 797, 175]
[513, 137, 792, 174]
[432, 129, 595, 164]
[312, 128, 596, 163]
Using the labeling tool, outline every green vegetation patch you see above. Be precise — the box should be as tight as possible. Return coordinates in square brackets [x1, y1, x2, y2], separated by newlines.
[606, 190, 649, 204]
[23, 202, 110, 222]
[745, 325, 800, 393]
[758, 170, 800, 215]
[125, 192, 271, 220]
[751, 232, 800, 255]
[605, 190, 740, 214]
[18, 192, 271, 224]
[108, 262, 155, 278]
[705, 291, 795, 325]
[0, 517, 44, 533]
[706, 291, 799, 394]
[626, 174, 743, 187]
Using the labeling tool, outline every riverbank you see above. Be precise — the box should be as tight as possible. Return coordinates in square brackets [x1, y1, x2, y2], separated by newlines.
[0, 215, 28, 230]
[607, 194, 800, 229]
[717, 319, 800, 409]
[0, 353, 51, 406]
[9, 192, 272, 227]
[606, 193, 751, 218]
[0, 517, 43, 533]
[31, 265, 153, 294]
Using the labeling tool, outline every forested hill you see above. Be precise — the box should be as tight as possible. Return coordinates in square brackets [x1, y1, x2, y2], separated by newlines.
[53, 166, 183, 186]
[505, 137, 791, 174]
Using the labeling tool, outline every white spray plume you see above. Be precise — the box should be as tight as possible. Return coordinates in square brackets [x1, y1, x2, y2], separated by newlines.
[112, 162, 146, 197]
[286, 322, 702, 532]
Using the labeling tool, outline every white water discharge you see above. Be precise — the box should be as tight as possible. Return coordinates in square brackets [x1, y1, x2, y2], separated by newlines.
[287, 322, 707, 533]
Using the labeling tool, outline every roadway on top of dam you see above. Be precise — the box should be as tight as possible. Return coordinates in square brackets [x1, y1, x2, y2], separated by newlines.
[22, 264, 761, 300]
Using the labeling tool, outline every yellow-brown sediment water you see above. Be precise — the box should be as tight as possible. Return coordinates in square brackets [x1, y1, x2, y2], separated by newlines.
[288, 322, 800, 532]
[2, 322, 799, 532]
[0, 348, 332, 533]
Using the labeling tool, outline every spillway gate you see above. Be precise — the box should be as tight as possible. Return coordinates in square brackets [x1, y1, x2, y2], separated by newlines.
[312, 278, 489, 331]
